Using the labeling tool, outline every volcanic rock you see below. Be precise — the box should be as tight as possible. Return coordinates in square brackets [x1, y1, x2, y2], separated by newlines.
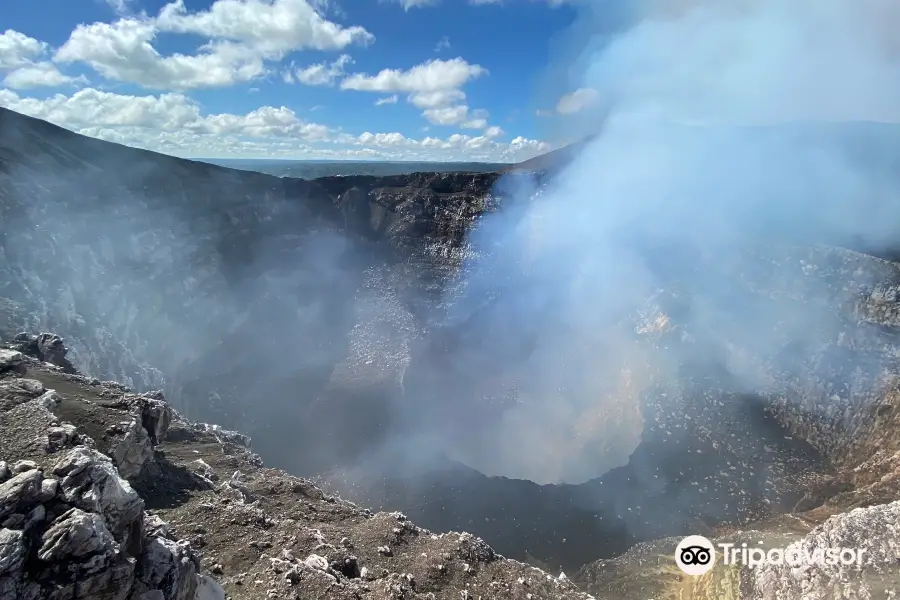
[0, 337, 596, 600]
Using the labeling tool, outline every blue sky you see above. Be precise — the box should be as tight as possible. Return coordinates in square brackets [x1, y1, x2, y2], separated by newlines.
[0, 0, 604, 161]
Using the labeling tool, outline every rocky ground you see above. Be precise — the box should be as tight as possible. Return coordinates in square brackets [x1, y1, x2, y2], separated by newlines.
[5, 323, 900, 600]
[0, 334, 595, 600]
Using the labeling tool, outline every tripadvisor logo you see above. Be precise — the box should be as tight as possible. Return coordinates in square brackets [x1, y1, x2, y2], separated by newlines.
[675, 535, 716, 576]
[674, 535, 866, 575]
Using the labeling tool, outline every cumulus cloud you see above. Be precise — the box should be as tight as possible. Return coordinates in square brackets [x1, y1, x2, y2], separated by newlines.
[341, 58, 486, 95]
[3, 63, 88, 90]
[1, 6, 546, 159]
[422, 105, 468, 126]
[0, 88, 549, 161]
[53, 0, 373, 90]
[0, 30, 47, 69]
[0, 30, 87, 90]
[55, 20, 267, 90]
[155, 0, 373, 55]
[341, 58, 495, 130]
[408, 89, 466, 109]
[421, 105, 489, 129]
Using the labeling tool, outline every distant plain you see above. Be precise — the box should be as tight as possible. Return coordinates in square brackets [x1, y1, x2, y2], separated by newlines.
[197, 158, 508, 179]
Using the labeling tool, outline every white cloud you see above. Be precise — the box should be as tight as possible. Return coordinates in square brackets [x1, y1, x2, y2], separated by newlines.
[1, 88, 204, 130]
[356, 131, 410, 146]
[461, 118, 488, 129]
[375, 95, 398, 106]
[0, 87, 331, 140]
[509, 135, 549, 154]
[408, 89, 466, 109]
[289, 54, 352, 86]
[0, 30, 87, 90]
[434, 36, 451, 52]
[156, 0, 374, 54]
[423, 105, 468, 126]
[54, 0, 373, 90]
[556, 87, 599, 115]
[0, 88, 549, 162]
[3, 63, 88, 90]
[341, 58, 486, 95]
[0, 30, 47, 69]
[55, 20, 267, 90]
[422, 105, 490, 130]
[342, 58, 495, 131]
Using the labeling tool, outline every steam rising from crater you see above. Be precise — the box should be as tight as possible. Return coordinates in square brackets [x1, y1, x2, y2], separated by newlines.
[418, 0, 900, 484]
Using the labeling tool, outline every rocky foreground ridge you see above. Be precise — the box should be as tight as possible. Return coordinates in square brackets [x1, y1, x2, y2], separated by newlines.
[0, 334, 599, 600]
[4, 330, 900, 600]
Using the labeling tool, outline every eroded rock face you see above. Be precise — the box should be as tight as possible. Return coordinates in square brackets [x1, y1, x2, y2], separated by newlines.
[5, 333, 77, 374]
[105, 392, 173, 479]
[2, 456, 123, 598]
[0, 443, 201, 600]
[0, 351, 202, 600]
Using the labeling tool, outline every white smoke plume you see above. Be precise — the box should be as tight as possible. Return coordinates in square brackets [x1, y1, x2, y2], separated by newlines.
[424, 0, 900, 484]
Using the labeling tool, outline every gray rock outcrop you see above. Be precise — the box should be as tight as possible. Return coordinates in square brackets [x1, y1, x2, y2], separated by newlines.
[0, 348, 202, 600]
[5, 333, 77, 374]
[0, 445, 202, 600]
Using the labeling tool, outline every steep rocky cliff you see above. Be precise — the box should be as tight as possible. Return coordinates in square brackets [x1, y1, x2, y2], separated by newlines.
[0, 105, 509, 477]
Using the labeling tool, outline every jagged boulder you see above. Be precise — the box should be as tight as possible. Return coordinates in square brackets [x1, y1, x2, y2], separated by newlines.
[0, 350, 23, 376]
[6, 333, 76, 374]
[127, 391, 172, 446]
[107, 416, 155, 480]
[52, 446, 145, 551]
[35, 507, 135, 600]
[102, 392, 173, 480]
[0, 528, 27, 600]
[132, 516, 200, 600]
[0, 454, 140, 600]
[0, 433, 203, 600]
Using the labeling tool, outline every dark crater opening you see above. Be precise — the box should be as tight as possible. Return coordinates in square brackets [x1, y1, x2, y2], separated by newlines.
[323, 358, 830, 574]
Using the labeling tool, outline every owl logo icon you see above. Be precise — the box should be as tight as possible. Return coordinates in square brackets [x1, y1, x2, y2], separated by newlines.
[675, 535, 716, 576]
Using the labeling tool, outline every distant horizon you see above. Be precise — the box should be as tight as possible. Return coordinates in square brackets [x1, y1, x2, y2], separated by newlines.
[185, 156, 511, 179]
[194, 157, 512, 164]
